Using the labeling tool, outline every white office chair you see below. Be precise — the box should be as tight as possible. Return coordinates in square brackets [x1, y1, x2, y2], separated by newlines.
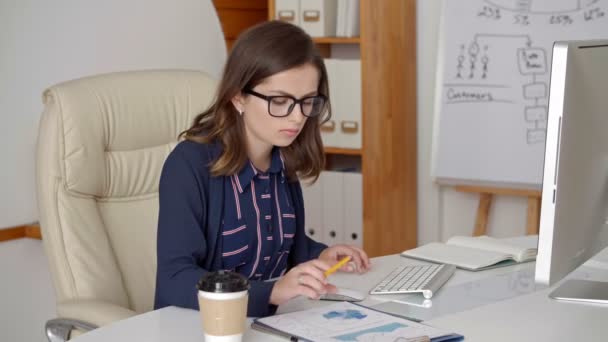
[36, 70, 217, 341]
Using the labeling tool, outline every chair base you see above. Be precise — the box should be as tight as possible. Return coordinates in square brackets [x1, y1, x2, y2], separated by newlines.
[46, 318, 97, 342]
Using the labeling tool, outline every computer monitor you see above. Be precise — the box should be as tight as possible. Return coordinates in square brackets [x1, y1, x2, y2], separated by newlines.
[536, 40, 608, 302]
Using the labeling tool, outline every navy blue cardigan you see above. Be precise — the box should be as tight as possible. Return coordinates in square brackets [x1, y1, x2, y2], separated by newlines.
[154, 140, 327, 317]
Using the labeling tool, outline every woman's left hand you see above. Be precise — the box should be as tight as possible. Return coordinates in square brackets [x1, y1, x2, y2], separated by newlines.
[318, 244, 371, 274]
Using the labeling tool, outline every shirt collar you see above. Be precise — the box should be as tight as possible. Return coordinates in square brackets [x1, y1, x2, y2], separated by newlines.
[268, 147, 285, 174]
[234, 147, 285, 193]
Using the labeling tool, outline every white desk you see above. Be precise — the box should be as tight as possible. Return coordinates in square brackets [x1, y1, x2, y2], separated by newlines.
[427, 248, 608, 341]
[72, 237, 608, 341]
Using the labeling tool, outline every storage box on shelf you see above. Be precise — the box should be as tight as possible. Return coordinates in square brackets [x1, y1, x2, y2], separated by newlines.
[273, 0, 360, 38]
[302, 171, 363, 248]
[323, 58, 362, 150]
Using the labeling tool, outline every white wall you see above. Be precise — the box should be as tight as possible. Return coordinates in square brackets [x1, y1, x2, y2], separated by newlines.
[0, 239, 56, 342]
[417, 0, 529, 244]
[0, 0, 227, 229]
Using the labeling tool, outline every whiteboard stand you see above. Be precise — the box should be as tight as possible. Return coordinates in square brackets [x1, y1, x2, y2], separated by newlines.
[454, 186, 541, 236]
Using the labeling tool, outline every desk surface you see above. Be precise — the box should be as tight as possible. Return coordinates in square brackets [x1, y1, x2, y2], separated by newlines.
[73, 236, 608, 341]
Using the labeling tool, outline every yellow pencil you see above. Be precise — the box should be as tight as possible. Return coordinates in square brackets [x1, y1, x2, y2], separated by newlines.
[324, 256, 352, 277]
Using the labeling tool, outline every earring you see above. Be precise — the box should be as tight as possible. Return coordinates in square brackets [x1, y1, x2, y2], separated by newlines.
[238, 110, 244, 116]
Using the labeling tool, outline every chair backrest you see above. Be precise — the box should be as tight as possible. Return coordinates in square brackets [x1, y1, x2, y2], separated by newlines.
[36, 70, 217, 313]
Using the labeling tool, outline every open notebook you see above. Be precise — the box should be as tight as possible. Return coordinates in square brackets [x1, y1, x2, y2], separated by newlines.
[401, 236, 537, 271]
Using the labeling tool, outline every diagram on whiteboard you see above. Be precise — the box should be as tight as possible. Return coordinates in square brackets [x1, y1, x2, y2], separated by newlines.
[485, 0, 602, 14]
[451, 33, 548, 144]
[433, 0, 608, 187]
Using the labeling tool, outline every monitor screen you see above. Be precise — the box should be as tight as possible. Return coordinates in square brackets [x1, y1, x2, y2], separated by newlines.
[535, 40, 608, 302]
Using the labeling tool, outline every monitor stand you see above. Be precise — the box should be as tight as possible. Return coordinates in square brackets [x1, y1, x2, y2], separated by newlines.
[549, 279, 608, 304]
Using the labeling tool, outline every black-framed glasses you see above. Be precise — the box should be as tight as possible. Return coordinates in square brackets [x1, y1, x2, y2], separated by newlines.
[244, 89, 327, 118]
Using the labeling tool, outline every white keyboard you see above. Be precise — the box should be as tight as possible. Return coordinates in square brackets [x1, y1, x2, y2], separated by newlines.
[369, 264, 456, 299]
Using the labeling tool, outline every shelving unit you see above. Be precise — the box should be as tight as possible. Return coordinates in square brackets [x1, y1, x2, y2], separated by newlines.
[212, 0, 268, 51]
[323, 147, 362, 156]
[360, 0, 417, 256]
[215, 0, 417, 256]
[272, 0, 418, 257]
[313, 37, 360, 44]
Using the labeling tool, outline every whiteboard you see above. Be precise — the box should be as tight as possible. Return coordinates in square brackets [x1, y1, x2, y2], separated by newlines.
[432, 0, 608, 188]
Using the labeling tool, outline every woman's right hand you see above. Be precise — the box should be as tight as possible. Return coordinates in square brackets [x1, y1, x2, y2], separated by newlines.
[269, 259, 337, 306]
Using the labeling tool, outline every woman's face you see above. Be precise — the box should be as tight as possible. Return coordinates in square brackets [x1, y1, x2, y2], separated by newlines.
[234, 63, 320, 151]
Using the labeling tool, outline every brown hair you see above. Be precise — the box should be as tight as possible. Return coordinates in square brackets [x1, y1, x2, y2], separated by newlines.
[181, 20, 331, 182]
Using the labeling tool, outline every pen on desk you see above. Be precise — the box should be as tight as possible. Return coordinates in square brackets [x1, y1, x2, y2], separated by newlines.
[324, 256, 352, 277]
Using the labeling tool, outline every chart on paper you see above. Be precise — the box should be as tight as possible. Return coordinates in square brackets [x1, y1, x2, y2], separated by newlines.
[257, 302, 451, 342]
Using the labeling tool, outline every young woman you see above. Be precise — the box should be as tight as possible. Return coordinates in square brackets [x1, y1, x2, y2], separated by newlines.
[154, 20, 370, 317]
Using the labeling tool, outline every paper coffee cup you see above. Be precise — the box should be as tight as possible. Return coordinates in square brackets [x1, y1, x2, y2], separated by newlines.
[197, 271, 250, 342]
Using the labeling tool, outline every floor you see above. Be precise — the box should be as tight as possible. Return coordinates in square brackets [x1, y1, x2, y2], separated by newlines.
[0, 238, 57, 342]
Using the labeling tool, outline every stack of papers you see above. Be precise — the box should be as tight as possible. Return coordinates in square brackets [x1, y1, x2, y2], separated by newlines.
[252, 302, 463, 341]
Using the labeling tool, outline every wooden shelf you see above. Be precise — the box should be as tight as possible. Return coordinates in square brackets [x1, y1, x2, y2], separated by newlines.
[0, 224, 41, 242]
[313, 37, 360, 44]
[324, 147, 362, 156]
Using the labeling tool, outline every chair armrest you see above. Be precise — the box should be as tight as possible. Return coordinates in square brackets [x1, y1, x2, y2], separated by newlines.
[57, 299, 137, 327]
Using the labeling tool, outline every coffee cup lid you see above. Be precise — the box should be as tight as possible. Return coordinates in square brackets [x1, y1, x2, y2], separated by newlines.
[197, 270, 250, 293]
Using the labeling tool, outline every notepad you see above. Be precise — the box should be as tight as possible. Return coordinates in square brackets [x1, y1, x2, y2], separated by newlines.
[401, 235, 537, 271]
[252, 302, 463, 342]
